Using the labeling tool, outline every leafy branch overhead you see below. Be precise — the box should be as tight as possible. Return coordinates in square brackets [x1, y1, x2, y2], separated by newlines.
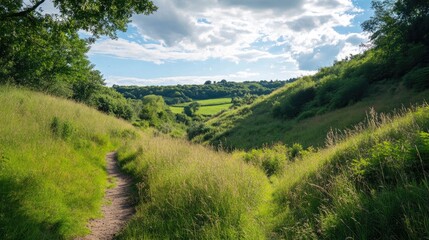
[0, 0, 157, 38]
[0, 0, 157, 116]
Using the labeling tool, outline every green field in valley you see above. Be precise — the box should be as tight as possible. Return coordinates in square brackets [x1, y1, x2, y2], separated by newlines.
[170, 98, 232, 115]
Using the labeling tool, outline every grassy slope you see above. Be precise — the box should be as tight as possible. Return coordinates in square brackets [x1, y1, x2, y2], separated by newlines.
[115, 135, 270, 239]
[205, 82, 429, 150]
[0, 86, 136, 239]
[270, 105, 429, 239]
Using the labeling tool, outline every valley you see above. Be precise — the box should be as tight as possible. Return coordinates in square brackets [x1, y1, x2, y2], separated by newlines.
[1, 0, 429, 239]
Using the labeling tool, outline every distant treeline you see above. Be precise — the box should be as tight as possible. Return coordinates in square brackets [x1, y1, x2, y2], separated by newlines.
[113, 80, 290, 104]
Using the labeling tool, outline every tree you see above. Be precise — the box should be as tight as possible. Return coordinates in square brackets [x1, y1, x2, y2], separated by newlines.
[204, 80, 212, 85]
[219, 79, 228, 84]
[0, 0, 157, 38]
[362, 0, 429, 48]
[184, 102, 200, 117]
[0, 0, 157, 98]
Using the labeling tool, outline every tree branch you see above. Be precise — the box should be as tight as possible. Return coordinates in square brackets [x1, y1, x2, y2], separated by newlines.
[0, 0, 46, 20]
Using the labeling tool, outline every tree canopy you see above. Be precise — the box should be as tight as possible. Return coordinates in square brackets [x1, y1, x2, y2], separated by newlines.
[362, 0, 429, 48]
[0, 0, 157, 38]
[0, 0, 157, 119]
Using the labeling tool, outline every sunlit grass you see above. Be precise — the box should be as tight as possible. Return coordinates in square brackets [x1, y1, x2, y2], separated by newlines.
[270, 105, 429, 239]
[116, 134, 271, 239]
[0, 86, 136, 239]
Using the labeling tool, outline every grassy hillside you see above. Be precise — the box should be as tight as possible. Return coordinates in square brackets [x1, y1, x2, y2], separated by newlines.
[0, 86, 136, 239]
[270, 104, 429, 239]
[194, 49, 429, 150]
[203, 83, 429, 150]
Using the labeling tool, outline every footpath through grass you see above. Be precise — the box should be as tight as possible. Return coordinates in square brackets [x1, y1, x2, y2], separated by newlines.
[0, 86, 136, 239]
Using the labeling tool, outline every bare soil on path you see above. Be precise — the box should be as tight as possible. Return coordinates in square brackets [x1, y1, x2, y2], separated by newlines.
[78, 152, 134, 240]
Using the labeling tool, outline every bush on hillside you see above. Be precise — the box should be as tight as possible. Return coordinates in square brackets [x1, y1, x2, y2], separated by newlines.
[403, 67, 429, 90]
[187, 122, 212, 141]
[241, 143, 309, 176]
[330, 77, 369, 109]
[272, 86, 316, 119]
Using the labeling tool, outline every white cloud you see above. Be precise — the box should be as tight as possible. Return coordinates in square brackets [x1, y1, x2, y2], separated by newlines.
[89, 0, 369, 77]
[105, 70, 261, 86]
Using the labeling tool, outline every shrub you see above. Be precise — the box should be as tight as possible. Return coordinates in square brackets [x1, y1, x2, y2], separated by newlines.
[403, 67, 429, 90]
[330, 77, 369, 109]
[273, 87, 316, 119]
[242, 144, 288, 176]
[187, 122, 212, 140]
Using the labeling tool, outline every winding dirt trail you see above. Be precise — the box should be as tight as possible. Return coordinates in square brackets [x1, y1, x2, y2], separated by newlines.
[79, 152, 134, 240]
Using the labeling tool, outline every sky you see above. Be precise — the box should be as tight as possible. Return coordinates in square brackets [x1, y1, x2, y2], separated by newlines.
[41, 0, 374, 86]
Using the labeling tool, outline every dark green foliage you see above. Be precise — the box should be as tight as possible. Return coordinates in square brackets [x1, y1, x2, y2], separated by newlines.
[362, 0, 429, 48]
[330, 77, 369, 108]
[183, 102, 200, 117]
[187, 122, 212, 141]
[90, 88, 133, 120]
[242, 143, 309, 176]
[0, 0, 157, 122]
[0, 0, 157, 38]
[273, 80, 316, 119]
[231, 94, 258, 108]
[403, 67, 429, 90]
[0, 14, 92, 97]
[113, 80, 287, 105]
[72, 70, 104, 103]
[175, 113, 191, 125]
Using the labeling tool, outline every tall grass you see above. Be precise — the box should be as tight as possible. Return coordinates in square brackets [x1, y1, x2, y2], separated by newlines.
[2, 86, 429, 239]
[0, 86, 136, 239]
[116, 135, 271, 239]
[271, 105, 429, 239]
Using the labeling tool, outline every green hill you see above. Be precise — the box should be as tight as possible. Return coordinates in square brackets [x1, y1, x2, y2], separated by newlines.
[192, 49, 429, 150]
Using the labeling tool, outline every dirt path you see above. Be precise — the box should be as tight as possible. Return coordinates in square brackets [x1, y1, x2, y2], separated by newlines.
[79, 152, 134, 240]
